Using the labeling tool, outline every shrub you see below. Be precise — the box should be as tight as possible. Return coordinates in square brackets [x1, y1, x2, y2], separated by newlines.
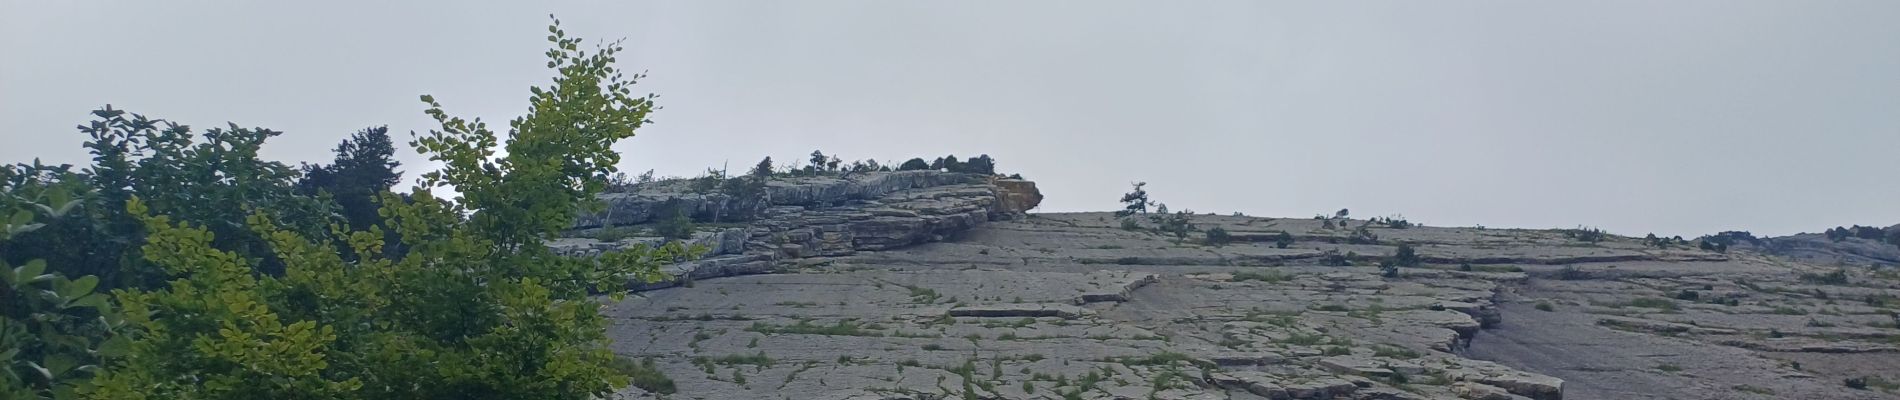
[1534, 301, 1554, 312]
[609, 356, 677, 394]
[77, 19, 705, 400]
[1204, 227, 1232, 246]
[654, 206, 698, 240]
[1564, 226, 1606, 243]
[1151, 208, 1196, 242]
[1319, 252, 1351, 267]
[1230, 270, 1290, 283]
[898, 158, 931, 171]
[1, 184, 123, 399]
[1273, 231, 1294, 249]
[1801, 269, 1849, 285]
[1347, 226, 1378, 244]
[1119, 218, 1142, 231]
[1116, 182, 1151, 217]
[1391, 243, 1421, 268]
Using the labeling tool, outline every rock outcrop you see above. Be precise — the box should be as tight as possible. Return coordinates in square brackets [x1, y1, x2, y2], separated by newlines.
[558, 170, 1035, 290]
[589, 178, 1896, 400]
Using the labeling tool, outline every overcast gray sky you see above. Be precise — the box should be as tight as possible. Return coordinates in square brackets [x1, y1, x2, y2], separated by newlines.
[3, 1, 1897, 238]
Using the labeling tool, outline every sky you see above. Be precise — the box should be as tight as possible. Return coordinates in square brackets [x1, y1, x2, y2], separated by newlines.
[3, 1, 1897, 238]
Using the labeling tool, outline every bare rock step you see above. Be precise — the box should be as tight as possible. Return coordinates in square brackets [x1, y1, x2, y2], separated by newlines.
[945, 303, 1089, 319]
[1074, 271, 1160, 304]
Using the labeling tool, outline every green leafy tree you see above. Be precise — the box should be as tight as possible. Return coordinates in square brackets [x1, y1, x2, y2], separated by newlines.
[960, 154, 996, 175]
[1115, 182, 1151, 218]
[6, 107, 337, 289]
[1, 181, 126, 400]
[750, 157, 773, 179]
[1391, 243, 1420, 268]
[295, 126, 402, 233]
[898, 158, 930, 171]
[807, 150, 828, 174]
[83, 18, 699, 400]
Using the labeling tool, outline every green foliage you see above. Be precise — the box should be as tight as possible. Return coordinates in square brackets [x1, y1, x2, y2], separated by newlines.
[898, 158, 930, 171]
[1115, 182, 1150, 218]
[81, 18, 702, 400]
[1203, 227, 1231, 246]
[750, 157, 773, 179]
[1371, 215, 1411, 229]
[1229, 270, 1289, 283]
[1390, 243, 1420, 268]
[653, 207, 697, 240]
[1801, 269, 1850, 285]
[1564, 226, 1606, 243]
[608, 356, 676, 395]
[1149, 207, 1195, 242]
[956, 154, 996, 175]
[1273, 231, 1294, 249]
[5, 106, 339, 289]
[1347, 225, 1378, 244]
[1, 183, 124, 400]
[295, 126, 402, 233]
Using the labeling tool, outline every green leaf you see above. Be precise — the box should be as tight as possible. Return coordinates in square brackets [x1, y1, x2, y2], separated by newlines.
[96, 336, 131, 358]
[16, 259, 46, 282]
[65, 293, 108, 311]
[52, 199, 81, 217]
[58, 275, 99, 299]
[43, 354, 78, 377]
[8, 210, 30, 225]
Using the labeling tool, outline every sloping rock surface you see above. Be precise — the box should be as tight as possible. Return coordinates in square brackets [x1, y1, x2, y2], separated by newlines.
[584, 188, 1898, 399]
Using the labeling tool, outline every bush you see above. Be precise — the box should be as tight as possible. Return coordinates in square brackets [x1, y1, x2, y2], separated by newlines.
[1391, 243, 1421, 268]
[1556, 266, 1590, 280]
[1152, 209, 1196, 242]
[1564, 227, 1606, 243]
[1119, 218, 1142, 231]
[1273, 231, 1294, 249]
[609, 356, 677, 394]
[1347, 226, 1378, 244]
[1, 184, 123, 399]
[74, 19, 705, 400]
[1230, 270, 1289, 283]
[654, 208, 698, 240]
[1115, 182, 1151, 217]
[898, 158, 931, 171]
[1534, 301, 1554, 312]
[1204, 227, 1232, 246]
[1800, 269, 1849, 285]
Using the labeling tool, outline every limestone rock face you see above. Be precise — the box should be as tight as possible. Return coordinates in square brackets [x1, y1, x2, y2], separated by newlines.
[572, 170, 988, 229]
[990, 178, 1043, 217]
[590, 192, 1892, 399]
[560, 170, 1033, 289]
